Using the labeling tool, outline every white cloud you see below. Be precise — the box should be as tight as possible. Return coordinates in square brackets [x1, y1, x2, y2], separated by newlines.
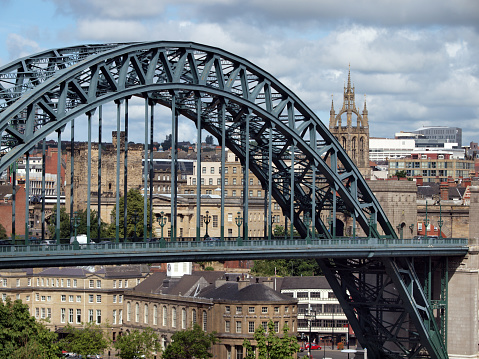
[6, 33, 41, 60]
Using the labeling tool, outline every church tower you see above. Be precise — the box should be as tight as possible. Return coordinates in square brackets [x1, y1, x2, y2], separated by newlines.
[329, 67, 370, 178]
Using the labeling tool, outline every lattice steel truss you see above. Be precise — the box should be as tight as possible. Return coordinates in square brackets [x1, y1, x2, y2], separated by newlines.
[0, 42, 449, 358]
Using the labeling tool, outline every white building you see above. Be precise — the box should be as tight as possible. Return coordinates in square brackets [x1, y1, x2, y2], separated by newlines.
[369, 138, 416, 162]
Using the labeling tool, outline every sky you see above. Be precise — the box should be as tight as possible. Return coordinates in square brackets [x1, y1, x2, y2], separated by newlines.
[1, 0, 478, 146]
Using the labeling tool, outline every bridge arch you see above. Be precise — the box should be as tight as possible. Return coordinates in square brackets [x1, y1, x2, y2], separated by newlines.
[0, 41, 395, 239]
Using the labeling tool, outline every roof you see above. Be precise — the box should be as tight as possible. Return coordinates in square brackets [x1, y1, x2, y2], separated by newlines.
[279, 276, 331, 290]
[200, 282, 296, 303]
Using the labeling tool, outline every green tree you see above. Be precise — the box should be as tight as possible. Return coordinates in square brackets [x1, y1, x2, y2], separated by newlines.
[162, 323, 218, 359]
[47, 206, 108, 241]
[114, 327, 161, 359]
[57, 322, 110, 357]
[0, 223, 7, 239]
[394, 170, 407, 178]
[107, 188, 151, 239]
[243, 320, 299, 359]
[251, 259, 320, 277]
[0, 298, 59, 358]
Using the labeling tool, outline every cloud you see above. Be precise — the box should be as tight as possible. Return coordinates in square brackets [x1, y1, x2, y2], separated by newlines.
[6, 33, 42, 60]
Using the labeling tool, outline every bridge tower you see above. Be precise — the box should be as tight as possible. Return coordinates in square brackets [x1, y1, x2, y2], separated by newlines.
[329, 67, 370, 178]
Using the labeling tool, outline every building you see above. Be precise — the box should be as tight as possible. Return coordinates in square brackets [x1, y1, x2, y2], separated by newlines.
[413, 126, 462, 147]
[388, 152, 475, 182]
[369, 138, 416, 162]
[329, 68, 370, 177]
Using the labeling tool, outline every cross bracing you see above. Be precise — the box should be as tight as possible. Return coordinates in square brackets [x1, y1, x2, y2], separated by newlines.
[0, 41, 463, 359]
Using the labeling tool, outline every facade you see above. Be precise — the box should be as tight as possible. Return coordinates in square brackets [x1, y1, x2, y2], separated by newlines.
[329, 68, 370, 177]
[369, 138, 416, 162]
[413, 126, 462, 147]
[388, 152, 475, 182]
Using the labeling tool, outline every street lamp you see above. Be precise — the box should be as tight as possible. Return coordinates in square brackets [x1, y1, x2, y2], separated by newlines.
[304, 212, 311, 244]
[305, 309, 316, 359]
[71, 211, 80, 250]
[132, 210, 138, 242]
[203, 210, 211, 239]
[157, 211, 167, 247]
[235, 211, 243, 245]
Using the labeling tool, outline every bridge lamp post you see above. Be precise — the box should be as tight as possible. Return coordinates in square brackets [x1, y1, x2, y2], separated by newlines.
[235, 211, 243, 246]
[304, 212, 311, 244]
[132, 210, 138, 242]
[71, 211, 80, 250]
[203, 210, 211, 239]
[157, 211, 167, 247]
[305, 309, 316, 359]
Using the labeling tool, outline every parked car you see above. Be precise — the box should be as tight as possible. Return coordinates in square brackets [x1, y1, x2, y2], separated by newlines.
[41, 239, 56, 245]
[300, 343, 321, 351]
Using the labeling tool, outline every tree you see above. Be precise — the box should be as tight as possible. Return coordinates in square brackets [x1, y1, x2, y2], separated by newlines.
[243, 320, 299, 359]
[251, 259, 320, 277]
[47, 206, 108, 241]
[0, 223, 7, 239]
[394, 170, 407, 178]
[0, 298, 59, 359]
[162, 324, 218, 359]
[114, 327, 161, 359]
[107, 188, 151, 239]
[57, 322, 110, 357]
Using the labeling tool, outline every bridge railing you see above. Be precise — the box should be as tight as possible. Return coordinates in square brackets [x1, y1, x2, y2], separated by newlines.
[0, 236, 469, 254]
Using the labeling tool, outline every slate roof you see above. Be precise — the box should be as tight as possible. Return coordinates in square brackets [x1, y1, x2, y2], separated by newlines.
[200, 282, 296, 303]
[103, 265, 150, 278]
[279, 276, 331, 290]
[39, 267, 93, 277]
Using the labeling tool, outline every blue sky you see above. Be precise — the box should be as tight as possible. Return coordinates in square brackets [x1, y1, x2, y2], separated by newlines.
[1, 0, 478, 145]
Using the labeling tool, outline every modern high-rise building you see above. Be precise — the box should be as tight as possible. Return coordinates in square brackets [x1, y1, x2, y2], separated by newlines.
[413, 126, 462, 147]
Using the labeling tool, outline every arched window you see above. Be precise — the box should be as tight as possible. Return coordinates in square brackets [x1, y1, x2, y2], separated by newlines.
[135, 303, 139, 323]
[153, 305, 158, 326]
[162, 306, 167, 326]
[126, 302, 131, 322]
[202, 310, 207, 331]
[182, 308, 187, 329]
[172, 307, 177, 328]
[341, 137, 347, 149]
[144, 304, 149, 324]
[192, 309, 197, 325]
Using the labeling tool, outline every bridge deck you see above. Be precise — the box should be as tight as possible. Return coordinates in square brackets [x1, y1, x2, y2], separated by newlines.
[0, 237, 468, 269]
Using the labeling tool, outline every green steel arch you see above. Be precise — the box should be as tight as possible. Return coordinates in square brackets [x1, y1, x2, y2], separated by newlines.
[0, 42, 450, 359]
[0, 41, 395, 239]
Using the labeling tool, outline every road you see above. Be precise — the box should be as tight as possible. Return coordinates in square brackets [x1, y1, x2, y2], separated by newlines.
[298, 348, 360, 359]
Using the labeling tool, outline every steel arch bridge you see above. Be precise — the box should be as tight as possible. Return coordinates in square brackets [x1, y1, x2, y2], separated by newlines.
[0, 41, 461, 359]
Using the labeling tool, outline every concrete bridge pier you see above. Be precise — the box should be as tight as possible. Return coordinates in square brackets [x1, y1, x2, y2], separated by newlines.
[448, 185, 479, 358]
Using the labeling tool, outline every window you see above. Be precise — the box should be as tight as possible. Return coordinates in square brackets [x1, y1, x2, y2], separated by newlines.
[73, 279, 77, 288]
[162, 306, 167, 326]
[213, 215, 218, 228]
[262, 321, 268, 331]
[274, 307, 279, 313]
[182, 308, 187, 329]
[248, 321, 255, 333]
[113, 309, 117, 325]
[35, 293, 39, 301]
[236, 321, 242, 333]
[202, 167, 206, 174]
[26, 295, 30, 301]
[248, 307, 255, 313]
[16, 279, 20, 287]
[172, 307, 177, 328]
[97, 280, 101, 288]
[202, 311, 207, 331]
[89, 294, 93, 303]
[225, 306, 230, 313]
[211, 167, 215, 174]
[47, 308, 51, 319]
[96, 295, 101, 303]
[125, 280, 128, 288]
[127, 302, 131, 322]
[135, 303, 139, 323]
[119, 295, 123, 303]
[209, 178, 213, 185]
[69, 295, 74, 302]
[236, 306, 242, 314]
[69, 308, 74, 323]
[27, 278, 31, 286]
[96, 310, 101, 324]
[41, 308, 46, 319]
[89, 309, 94, 323]
[61, 295, 66, 302]
[233, 167, 237, 174]
[113, 280, 116, 288]
[76, 309, 81, 323]
[274, 321, 279, 332]
[233, 178, 237, 185]
[41, 295, 46, 301]
[67, 279, 71, 287]
[261, 307, 268, 314]
[61, 308, 66, 323]
[113, 295, 117, 303]
[144, 304, 149, 324]
[225, 320, 230, 332]
[297, 292, 308, 299]
[35, 308, 39, 319]
[153, 305, 158, 326]
[89, 280, 94, 288]
[119, 309, 123, 325]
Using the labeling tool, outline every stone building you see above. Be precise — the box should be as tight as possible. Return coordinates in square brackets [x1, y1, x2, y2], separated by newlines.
[329, 68, 370, 178]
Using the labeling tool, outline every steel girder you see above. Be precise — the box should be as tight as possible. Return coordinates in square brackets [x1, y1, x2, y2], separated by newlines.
[0, 41, 395, 239]
[317, 257, 448, 359]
